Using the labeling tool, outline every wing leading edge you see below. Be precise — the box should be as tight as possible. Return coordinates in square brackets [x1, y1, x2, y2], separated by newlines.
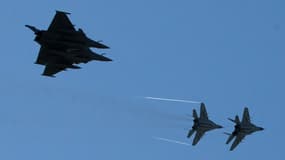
[230, 133, 246, 151]
[242, 107, 251, 124]
[192, 130, 206, 145]
[42, 64, 66, 77]
[200, 103, 208, 120]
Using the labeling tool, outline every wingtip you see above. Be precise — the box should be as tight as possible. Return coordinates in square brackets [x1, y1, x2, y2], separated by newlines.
[41, 73, 56, 78]
[56, 10, 71, 15]
[230, 145, 237, 151]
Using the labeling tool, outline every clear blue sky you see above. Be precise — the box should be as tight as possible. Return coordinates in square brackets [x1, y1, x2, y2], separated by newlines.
[0, 0, 284, 159]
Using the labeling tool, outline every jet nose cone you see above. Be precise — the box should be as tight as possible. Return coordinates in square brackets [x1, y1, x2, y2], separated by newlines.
[104, 57, 112, 61]
[259, 127, 264, 130]
[102, 45, 110, 49]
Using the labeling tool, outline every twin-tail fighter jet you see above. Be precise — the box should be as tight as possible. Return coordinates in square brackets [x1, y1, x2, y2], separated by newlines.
[225, 107, 264, 151]
[26, 10, 111, 77]
[187, 103, 223, 145]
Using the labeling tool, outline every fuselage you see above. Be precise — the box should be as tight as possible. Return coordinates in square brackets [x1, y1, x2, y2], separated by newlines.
[36, 53, 80, 70]
[32, 29, 112, 64]
[195, 118, 222, 131]
[35, 30, 93, 49]
[238, 123, 263, 135]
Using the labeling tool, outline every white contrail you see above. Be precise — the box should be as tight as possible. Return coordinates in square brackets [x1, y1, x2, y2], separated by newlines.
[145, 96, 201, 104]
[152, 136, 191, 146]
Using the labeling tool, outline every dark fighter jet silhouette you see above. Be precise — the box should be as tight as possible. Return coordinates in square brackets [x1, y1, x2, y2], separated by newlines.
[26, 10, 111, 77]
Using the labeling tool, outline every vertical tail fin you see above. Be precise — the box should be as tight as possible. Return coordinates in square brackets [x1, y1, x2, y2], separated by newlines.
[235, 115, 240, 124]
[193, 109, 198, 119]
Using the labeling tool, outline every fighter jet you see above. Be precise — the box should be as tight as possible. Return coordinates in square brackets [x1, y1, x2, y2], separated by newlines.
[25, 11, 110, 49]
[187, 103, 223, 145]
[225, 107, 264, 151]
[26, 10, 112, 77]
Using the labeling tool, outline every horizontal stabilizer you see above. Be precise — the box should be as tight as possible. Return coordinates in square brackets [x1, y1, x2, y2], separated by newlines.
[228, 115, 240, 124]
[228, 118, 236, 123]
[224, 132, 231, 136]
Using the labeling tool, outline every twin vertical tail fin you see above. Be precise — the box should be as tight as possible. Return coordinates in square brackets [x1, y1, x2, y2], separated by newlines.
[226, 115, 240, 144]
[186, 109, 198, 139]
[235, 115, 241, 124]
[193, 109, 198, 119]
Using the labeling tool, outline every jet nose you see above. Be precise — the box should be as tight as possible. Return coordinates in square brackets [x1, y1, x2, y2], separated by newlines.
[103, 57, 112, 61]
[259, 127, 264, 130]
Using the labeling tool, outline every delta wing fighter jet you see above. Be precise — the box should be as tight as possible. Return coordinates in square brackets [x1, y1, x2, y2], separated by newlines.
[26, 10, 111, 77]
[187, 103, 223, 145]
[225, 107, 264, 151]
[26, 11, 110, 49]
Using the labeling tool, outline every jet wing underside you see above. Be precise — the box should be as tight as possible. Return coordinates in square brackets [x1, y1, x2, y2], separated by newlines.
[192, 130, 206, 145]
[35, 46, 50, 65]
[42, 64, 66, 77]
[35, 47, 72, 77]
[230, 133, 246, 151]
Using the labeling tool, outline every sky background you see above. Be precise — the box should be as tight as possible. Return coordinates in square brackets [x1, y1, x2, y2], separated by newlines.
[0, 0, 284, 159]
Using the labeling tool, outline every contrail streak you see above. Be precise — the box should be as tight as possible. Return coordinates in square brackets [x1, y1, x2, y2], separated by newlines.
[145, 97, 201, 104]
[152, 136, 191, 146]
